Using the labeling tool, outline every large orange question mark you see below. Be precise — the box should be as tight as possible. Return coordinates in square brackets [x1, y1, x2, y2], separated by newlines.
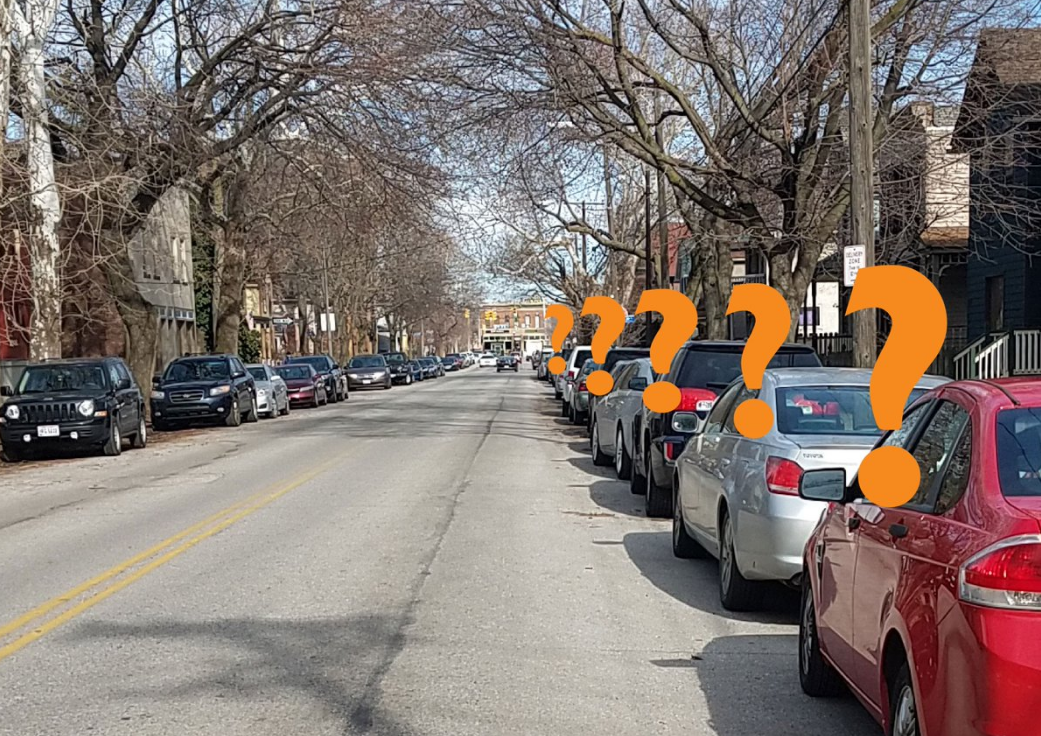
[636, 290, 698, 413]
[580, 297, 628, 395]
[726, 284, 792, 439]
[847, 266, 947, 507]
[545, 304, 575, 375]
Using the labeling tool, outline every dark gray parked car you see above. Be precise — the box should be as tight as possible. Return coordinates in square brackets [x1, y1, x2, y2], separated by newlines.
[346, 355, 392, 390]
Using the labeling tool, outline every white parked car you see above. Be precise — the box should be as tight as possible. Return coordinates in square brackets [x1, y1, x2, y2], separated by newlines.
[559, 345, 592, 413]
[478, 353, 497, 367]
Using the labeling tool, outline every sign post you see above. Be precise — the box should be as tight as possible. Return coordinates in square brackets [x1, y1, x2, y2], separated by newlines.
[843, 245, 866, 288]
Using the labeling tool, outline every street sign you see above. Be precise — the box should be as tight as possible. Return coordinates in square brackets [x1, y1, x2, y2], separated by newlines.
[319, 312, 336, 332]
[273, 317, 293, 327]
[843, 245, 866, 287]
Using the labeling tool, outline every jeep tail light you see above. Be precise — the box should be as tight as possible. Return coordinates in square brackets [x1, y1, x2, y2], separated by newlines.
[677, 388, 716, 413]
[664, 440, 683, 461]
[960, 537, 1041, 610]
[766, 456, 802, 496]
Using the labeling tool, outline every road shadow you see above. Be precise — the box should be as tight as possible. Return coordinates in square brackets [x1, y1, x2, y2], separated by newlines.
[69, 614, 417, 736]
[622, 530, 801, 625]
[688, 634, 877, 736]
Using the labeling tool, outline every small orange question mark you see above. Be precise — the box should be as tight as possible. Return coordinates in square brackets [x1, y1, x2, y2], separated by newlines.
[725, 284, 792, 439]
[580, 296, 627, 395]
[847, 266, 947, 508]
[636, 290, 698, 413]
[545, 304, 574, 375]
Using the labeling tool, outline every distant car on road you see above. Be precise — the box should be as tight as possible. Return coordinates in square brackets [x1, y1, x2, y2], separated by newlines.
[798, 377, 1041, 736]
[346, 355, 392, 390]
[558, 345, 592, 406]
[276, 364, 328, 407]
[246, 364, 289, 418]
[419, 357, 443, 379]
[1, 357, 146, 461]
[442, 355, 463, 372]
[565, 359, 600, 424]
[408, 360, 427, 382]
[672, 367, 948, 611]
[151, 354, 258, 431]
[496, 355, 519, 373]
[284, 354, 347, 402]
[478, 353, 497, 368]
[383, 352, 415, 385]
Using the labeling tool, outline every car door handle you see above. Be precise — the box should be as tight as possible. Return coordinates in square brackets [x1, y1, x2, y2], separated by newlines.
[847, 516, 861, 531]
[888, 523, 909, 539]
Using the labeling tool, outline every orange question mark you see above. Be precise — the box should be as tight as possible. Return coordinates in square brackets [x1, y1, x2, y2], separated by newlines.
[580, 296, 628, 395]
[726, 284, 792, 439]
[636, 289, 698, 413]
[545, 304, 575, 375]
[847, 265, 947, 508]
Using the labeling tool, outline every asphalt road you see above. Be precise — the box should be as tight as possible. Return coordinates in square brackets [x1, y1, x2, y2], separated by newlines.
[0, 368, 879, 736]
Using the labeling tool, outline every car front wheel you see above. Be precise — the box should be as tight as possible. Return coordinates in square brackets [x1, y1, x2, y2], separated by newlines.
[245, 395, 259, 423]
[130, 414, 147, 449]
[103, 417, 123, 456]
[225, 400, 242, 427]
[799, 575, 844, 697]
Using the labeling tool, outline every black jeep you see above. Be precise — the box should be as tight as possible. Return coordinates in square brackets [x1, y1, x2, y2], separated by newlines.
[0, 357, 146, 462]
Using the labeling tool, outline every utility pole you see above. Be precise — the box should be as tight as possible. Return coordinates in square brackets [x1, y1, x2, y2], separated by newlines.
[321, 247, 332, 355]
[849, 0, 876, 367]
[654, 102, 669, 290]
[644, 167, 653, 346]
[602, 148, 614, 239]
[581, 201, 588, 272]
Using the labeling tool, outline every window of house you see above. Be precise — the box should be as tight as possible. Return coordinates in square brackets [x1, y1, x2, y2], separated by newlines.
[986, 275, 1004, 333]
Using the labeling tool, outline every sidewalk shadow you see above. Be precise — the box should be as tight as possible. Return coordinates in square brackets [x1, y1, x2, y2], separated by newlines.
[687, 634, 877, 736]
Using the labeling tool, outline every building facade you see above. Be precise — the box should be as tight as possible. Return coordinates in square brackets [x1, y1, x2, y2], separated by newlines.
[480, 300, 549, 355]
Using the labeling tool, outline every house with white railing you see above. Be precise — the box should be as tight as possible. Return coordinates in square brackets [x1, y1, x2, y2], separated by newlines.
[950, 28, 1041, 380]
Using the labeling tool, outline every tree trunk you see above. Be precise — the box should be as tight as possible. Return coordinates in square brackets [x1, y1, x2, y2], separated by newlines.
[0, 0, 12, 200]
[103, 239, 158, 416]
[20, 35, 62, 359]
[213, 157, 251, 355]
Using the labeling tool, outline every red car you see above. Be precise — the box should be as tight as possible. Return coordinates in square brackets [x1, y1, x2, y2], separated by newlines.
[798, 378, 1041, 736]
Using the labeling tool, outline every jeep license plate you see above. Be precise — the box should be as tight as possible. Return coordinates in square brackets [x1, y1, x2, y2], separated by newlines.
[37, 425, 59, 438]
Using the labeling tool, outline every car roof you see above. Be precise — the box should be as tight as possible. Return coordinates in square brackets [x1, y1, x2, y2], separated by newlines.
[683, 340, 815, 353]
[944, 377, 1041, 407]
[764, 367, 950, 388]
[23, 357, 115, 366]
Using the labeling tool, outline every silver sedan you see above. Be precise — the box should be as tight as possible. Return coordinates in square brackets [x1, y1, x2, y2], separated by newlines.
[672, 367, 949, 611]
[246, 364, 290, 418]
[589, 358, 653, 480]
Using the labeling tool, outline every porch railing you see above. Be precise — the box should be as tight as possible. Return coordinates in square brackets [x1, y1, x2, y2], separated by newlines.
[952, 329, 1041, 380]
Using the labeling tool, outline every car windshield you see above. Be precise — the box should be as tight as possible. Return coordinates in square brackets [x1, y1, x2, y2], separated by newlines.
[247, 367, 269, 382]
[288, 356, 330, 371]
[17, 364, 108, 393]
[603, 349, 648, 372]
[164, 359, 230, 382]
[678, 349, 819, 391]
[775, 386, 928, 436]
[350, 357, 385, 368]
[277, 366, 312, 381]
[384, 352, 407, 364]
[561, 348, 573, 361]
[441, 357, 454, 363]
[997, 407, 1041, 497]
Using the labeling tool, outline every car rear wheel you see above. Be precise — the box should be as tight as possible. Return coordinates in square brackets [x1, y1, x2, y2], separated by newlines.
[560, 400, 568, 418]
[591, 422, 611, 466]
[328, 385, 339, 403]
[103, 418, 123, 456]
[629, 444, 647, 495]
[615, 427, 633, 480]
[718, 509, 763, 611]
[799, 575, 844, 697]
[672, 479, 707, 558]
[890, 664, 919, 736]
[130, 415, 147, 449]
[644, 447, 671, 517]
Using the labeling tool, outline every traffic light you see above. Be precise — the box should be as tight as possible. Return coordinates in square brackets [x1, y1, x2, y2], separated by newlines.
[464, 309, 470, 320]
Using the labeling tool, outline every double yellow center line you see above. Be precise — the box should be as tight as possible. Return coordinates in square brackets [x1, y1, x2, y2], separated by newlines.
[0, 456, 342, 664]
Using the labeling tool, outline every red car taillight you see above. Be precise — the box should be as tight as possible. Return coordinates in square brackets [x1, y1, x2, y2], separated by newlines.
[578, 381, 587, 392]
[960, 538, 1041, 610]
[766, 457, 803, 496]
[677, 388, 717, 413]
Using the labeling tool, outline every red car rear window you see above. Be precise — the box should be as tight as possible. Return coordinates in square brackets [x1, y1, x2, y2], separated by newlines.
[997, 408, 1041, 497]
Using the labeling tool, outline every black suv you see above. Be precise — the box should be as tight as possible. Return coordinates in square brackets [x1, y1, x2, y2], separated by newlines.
[383, 351, 412, 385]
[0, 357, 146, 462]
[630, 341, 821, 517]
[285, 355, 347, 402]
[151, 354, 257, 430]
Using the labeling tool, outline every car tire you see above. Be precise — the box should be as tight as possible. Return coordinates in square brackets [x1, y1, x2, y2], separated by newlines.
[130, 414, 147, 449]
[1, 446, 22, 463]
[560, 400, 569, 418]
[718, 508, 763, 611]
[614, 427, 632, 480]
[225, 399, 242, 427]
[644, 447, 672, 517]
[889, 662, 919, 736]
[406, 375, 412, 385]
[799, 575, 845, 697]
[328, 386, 338, 403]
[591, 422, 611, 466]
[672, 478, 707, 559]
[313, 393, 321, 409]
[280, 399, 290, 416]
[103, 417, 123, 456]
[245, 395, 259, 423]
[568, 404, 577, 425]
[554, 388, 562, 400]
[629, 445, 647, 495]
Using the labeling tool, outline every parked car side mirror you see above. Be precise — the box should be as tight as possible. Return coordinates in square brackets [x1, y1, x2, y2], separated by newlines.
[799, 469, 848, 503]
[117, 378, 132, 391]
[232, 370, 246, 379]
[628, 377, 648, 391]
[0, 385, 13, 397]
[151, 375, 161, 388]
